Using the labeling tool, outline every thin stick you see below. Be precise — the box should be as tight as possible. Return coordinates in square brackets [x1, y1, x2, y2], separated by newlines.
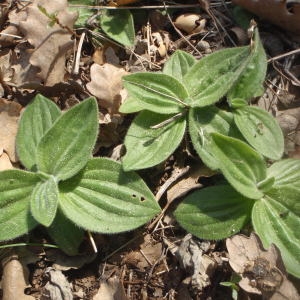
[73, 31, 85, 74]
[268, 48, 300, 63]
[87, 231, 98, 253]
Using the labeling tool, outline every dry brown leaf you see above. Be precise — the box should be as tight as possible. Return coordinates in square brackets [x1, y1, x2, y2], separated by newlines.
[0, 150, 13, 170]
[19, 0, 77, 86]
[232, 0, 300, 34]
[93, 276, 127, 300]
[1, 255, 35, 300]
[42, 268, 73, 300]
[226, 233, 299, 299]
[0, 98, 22, 162]
[87, 63, 127, 114]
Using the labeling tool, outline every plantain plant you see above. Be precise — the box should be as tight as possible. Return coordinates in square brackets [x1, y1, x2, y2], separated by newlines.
[119, 29, 300, 278]
[0, 95, 160, 255]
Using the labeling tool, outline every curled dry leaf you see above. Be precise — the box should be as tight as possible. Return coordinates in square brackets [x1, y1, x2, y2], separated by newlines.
[87, 63, 127, 114]
[232, 0, 300, 34]
[0, 151, 13, 170]
[1, 254, 35, 300]
[0, 98, 22, 162]
[174, 13, 206, 34]
[226, 233, 300, 299]
[19, 0, 78, 86]
[93, 276, 127, 300]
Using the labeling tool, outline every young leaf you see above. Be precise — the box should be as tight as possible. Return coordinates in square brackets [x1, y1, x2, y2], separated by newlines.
[252, 187, 300, 278]
[267, 159, 300, 189]
[228, 29, 267, 100]
[122, 111, 186, 171]
[210, 133, 266, 199]
[163, 50, 196, 81]
[0, 170, 39, 240]
[233, 106, 284, 160]
[174, 185, 254, 240]
[58, 158, 160, 233]
[123, 73, 189, 114]
[30, 175, 58, 227]
[47, 208, 84, 256]
[16, 94, 61, 171]
[100, 9, 135, 47]
[188, 106, 242, 170]
[183, 46, 250, 107]
[37, 97, 98, 181]
[119, 96, 144, 114]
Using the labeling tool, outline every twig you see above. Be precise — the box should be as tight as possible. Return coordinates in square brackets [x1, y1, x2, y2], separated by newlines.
[73, 31, 85, 75]
[268, 48, 300, 62]
[87, 231, 98, 253]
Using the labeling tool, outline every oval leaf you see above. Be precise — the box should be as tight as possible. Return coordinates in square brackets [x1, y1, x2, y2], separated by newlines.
[58, 158, 160, 233]
[267, 159, 300, 189]
[234, 106, 284, 160]
[30, 175, 58, 227]
[100, 9, 135, 47]
[122, 111, 186, 171]
[228, 29, 267, 100]
[123, 73, 189, 114]
[163, 50, 196, 81]
[252, 187, 300, 278]
[37, 97, 98, 181]
[183, 46, 250, 107]
[47, 208, 84, 255]
[16, 94, 61, 171]
[189, 106, 241, 170]
[119, 96, 144, 114]
[174, 185, 254, 240]
[0, 170, 39, 240]
[210, 133, 266, 199]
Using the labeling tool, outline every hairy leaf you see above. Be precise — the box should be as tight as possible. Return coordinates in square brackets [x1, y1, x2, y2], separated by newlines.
[234, 106, 284, 160]
[189, 106, 241, 170]
[16, 94, 61, 171]
[59, 158, 160, 233]
[174, 185, 253, 240]
[0, 170, 39, 240]
[47, 208, 84, 256]
[183, 46, 250, 107]
[30, 175, 58, 227]
[252, 187, 300, 278]
[210, 133, 266, 199]
[118, 96, 144, 114]
[122, 111, 186, 171]
[123, 73, 189, 114]
[163, 50, 196, 81]
[267, 159, 300, 189]
[100, 9, 135, 47]
[228, 29, 267, 100]
[37, 97, 98, 181]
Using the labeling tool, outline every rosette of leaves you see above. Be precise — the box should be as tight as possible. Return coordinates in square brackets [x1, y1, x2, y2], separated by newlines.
[119, 29, 300, 278]
[0, 95, 160, 255]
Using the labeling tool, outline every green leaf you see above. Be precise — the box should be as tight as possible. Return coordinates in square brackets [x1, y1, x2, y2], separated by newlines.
[37, 97, 98, 181]
[122, 111, 186, 171]
[30, 175, 58, 227]
[123, 73, 189, 114]
[59, 158, 160, 233]
[210, 133, 266, 199]
[267, 159, 300, 189]
[119, 96, 144, 114]
[252, 187, 300, 278]
[188, 106, 241, 170]
[100, 9, 135, 47]
[68, 0, 94, 27]
[16, 94, 61, 171]
[228, 29, 267, 100]
[233, 106, 284, 160]
[0, 170, 39, 240]
[183, 46, 250, 107]
[163, 50, 196, 81]
[174, 185, 254, 240]
[47, 208, 84, 255]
